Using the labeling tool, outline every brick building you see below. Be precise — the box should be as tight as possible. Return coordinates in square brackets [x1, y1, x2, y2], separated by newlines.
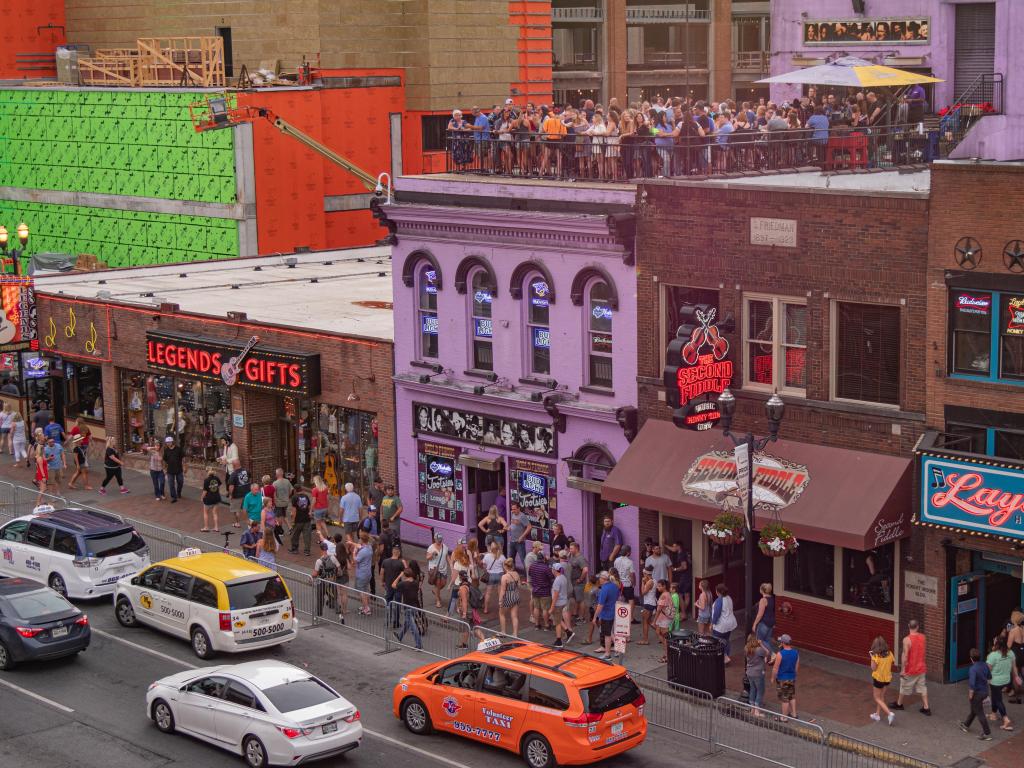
[20, 248, 395, 500]
[913, 161, 1024, 681]
[601, 170, 932, 665]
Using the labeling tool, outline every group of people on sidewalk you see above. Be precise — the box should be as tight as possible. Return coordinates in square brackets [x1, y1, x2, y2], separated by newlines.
[961, 611, 1024, 739]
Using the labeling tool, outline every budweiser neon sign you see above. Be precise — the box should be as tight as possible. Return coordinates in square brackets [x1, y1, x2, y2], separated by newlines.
[920, 456, 1024, 540]
[664, 306, 733, 430]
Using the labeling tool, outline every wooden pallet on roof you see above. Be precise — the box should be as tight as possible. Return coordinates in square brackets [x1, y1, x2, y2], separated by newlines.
[79, 55, 138, 86]
[137, 37, 225, 87]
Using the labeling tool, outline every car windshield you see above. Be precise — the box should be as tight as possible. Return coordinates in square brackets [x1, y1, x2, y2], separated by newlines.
[261, 678, 338, 713]
[6, 589, 75, 619]
[83, 528, 147, 558]
[227, 576, 289, 609]
[581, 675, 642, 714]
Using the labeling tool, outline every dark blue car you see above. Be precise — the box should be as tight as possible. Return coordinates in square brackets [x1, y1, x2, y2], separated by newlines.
[0, 576, 91, 670]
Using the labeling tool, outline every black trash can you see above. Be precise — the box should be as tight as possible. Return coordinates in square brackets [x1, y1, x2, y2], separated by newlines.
[667, 634, 725, 699]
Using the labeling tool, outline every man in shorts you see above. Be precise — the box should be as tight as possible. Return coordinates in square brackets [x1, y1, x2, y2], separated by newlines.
[772, 634, 801, 720]
[592, 571, 620, 661]
[892, 619, 931, 715]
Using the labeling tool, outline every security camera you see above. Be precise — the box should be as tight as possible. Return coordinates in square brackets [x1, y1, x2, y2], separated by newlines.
[374, 183, 384, 197]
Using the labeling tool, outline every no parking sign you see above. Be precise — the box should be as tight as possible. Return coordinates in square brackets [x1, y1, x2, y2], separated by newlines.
[613, 602, 631, 654]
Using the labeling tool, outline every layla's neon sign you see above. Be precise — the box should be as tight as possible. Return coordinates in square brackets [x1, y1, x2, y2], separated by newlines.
[921, 456, 1024, 540]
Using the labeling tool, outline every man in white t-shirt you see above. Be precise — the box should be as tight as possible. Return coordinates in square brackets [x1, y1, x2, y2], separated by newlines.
[645, 543, 673, 585]
[613, 545, 637, 623]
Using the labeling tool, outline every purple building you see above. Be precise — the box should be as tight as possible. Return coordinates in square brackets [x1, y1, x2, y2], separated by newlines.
[382, 176, 640, 566]
[770, 0, 1023, 160]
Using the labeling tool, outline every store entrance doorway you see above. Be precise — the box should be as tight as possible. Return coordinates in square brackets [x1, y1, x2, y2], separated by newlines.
[467, 465, 502, 550]
[948, 554, 1024, 681]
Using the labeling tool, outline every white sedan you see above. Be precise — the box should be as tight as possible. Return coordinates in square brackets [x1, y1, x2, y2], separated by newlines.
[146, 661, 361, 767]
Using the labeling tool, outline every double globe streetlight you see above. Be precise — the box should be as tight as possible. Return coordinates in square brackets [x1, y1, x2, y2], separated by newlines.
[0, 224, 30, 276]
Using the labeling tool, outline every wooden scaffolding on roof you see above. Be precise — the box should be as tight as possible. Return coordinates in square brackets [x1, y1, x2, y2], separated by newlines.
[78, 37, 225, 87]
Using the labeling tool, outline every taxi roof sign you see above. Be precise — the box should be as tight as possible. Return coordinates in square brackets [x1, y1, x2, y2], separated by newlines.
[177, 547, 203, 558]
[31, 504, 55, 516]
[476, 637, 503, 652]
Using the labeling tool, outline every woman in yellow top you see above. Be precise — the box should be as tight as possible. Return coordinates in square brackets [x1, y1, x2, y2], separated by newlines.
[869, 636, 896, 725]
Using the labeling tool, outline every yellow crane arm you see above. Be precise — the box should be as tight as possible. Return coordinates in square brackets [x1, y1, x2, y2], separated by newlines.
[272, 117, 379, 192]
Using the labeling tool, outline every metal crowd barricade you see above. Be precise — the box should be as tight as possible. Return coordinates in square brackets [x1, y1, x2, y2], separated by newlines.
[630, 670, 714, 745]
[825, 733, 941, 768]
[386, 603, 473, 660]
[311, 579, 388, 641]
[124, 516, 186, 562]
[0, 480, 17, 523]
[713, 697, 826, 768]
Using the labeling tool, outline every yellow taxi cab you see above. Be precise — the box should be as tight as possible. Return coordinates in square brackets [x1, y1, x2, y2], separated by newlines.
[393, 639, 647, 768]
[114, 549, 298, 659]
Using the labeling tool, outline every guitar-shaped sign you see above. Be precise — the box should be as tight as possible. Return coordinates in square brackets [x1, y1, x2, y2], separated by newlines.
[221, 335, 261, 387]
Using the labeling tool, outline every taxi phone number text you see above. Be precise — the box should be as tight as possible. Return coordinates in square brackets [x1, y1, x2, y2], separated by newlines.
[244, 622, 286, 638]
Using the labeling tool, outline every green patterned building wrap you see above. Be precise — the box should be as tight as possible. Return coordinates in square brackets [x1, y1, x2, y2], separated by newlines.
[0, 89, 242, 268]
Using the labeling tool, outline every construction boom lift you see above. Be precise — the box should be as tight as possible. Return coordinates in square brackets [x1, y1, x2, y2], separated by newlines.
[189, 97, 388, 198]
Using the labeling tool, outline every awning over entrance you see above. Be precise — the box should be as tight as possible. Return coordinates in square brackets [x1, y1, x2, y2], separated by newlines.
[601, 419, 913, 551]
[458, 451, 504, 472]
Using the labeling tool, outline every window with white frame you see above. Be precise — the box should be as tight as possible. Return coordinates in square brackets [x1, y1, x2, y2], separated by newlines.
[743, 295, 806, 395]
[470, 269, 495, 371]
[833, 301, 901, 406]
[417, 263, 439, 359]
[526, 275, 551, 375]
[588, 280, 613, 388]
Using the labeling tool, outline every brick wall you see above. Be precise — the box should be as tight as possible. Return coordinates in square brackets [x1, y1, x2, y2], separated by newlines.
[774, 595, 894, 666]
[635, 180, 929, 454]
[36, 296, 396, 487]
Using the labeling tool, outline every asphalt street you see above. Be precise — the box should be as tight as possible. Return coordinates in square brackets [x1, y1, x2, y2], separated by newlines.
[0, 599, 733, 768]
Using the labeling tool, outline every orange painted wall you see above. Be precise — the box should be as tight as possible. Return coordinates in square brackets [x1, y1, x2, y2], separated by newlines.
[1, 0, 65, 79]
[509, 1, 553, 106]
[237, 69, 405, 254]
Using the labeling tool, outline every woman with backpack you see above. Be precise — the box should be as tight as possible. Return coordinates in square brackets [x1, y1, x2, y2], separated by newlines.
[312, 541, 342, 620]
[425, 534, 449, 609]
[455, 570, 486, 649]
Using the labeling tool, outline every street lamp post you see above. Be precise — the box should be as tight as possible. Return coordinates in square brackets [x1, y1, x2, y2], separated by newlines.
[0, 223, 30, 276]
[716, 388, 785, 632]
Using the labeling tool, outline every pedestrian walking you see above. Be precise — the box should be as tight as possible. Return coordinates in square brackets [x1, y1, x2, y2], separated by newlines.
[654, 579, 675, 663]
[10, 412, 27, 466]
[32, 443, 49, 503]
[242, 482, 263, 526]
[381, 544, 406, 629]
[528, 551, 554, 631]
[67, 418, 92, 490]
[507, 503, 532, 568]
[240, 520, 260, 560]
[482, 540, 504, 614]
[551, 562, 574, 648]
[340, 482, 363, 535]
[498, 557, 522, 636]
[43, 436, 65, 492]
[639, 566, 656, 645]
[226, 460, 250, 528]
[426, 534, 449, 609]
[312, 541, 342, 619]
[272, 468, 293, 523]
[568, 541, 590, 626]
[200, 467, 221, 532]
[380, 483, 404, 542]
[393, 568, 423, 650]
[987, 635, 1018, 731]
[711, 583, 738, 664]
[772, 634, 803, 721]
[592, 571, 620, 661]
[891, 619, 932, 715]
[695, 579, 712, 636]
[448, 539, 472, 614]
[0, 403, 13, 456]
[311, 475, 330, 539]
[869, 636, 896, 725]
[99, 436, 128, 495]
[288, 484, 313, 555]
[745, 634, 770, 714]
[455, 571, 486, 648]
[162, 435, 185, 503]
[960, 648, 993, 740]
[256, 527, 277, 570]
[1009, 612, 1024, 704]
[354, 531, 374, 615]
[261, 496, 283, 547]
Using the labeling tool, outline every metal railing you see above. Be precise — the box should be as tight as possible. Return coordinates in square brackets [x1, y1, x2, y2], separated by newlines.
[952, 72, 1004, 116]
[713, 697, 826, 767]
[552, 6, 603, 22]
[626, 5, 711, 23]
[0, 480, 941, 768]
[733, 50, 770, 73]
[445, 123, 942, 182]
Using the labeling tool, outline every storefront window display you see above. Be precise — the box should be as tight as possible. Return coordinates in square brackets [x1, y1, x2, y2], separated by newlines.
[842, 544, 894, 614]
[122, 371, 230, 461]
[64, 362, 103, 420]
[296, 404, 378, 497]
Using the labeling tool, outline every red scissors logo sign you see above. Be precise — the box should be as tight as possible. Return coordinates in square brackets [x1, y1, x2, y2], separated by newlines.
[681, 308, 729, 365]
[221, 335, 260, 387]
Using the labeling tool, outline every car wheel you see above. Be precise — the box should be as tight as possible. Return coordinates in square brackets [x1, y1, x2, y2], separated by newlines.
[48, 573, 68, 598]
[401, 697, 433, 735]
[190, 627, 215, 659]
[152, 699, 176, 733]
[0, 641, 14, 671]
[115, 597, 138, 627]
[521, 732, 556, 768]
[243, 735, 268, 768]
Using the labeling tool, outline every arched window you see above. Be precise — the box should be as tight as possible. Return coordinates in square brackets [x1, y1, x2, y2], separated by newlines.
[469, 268, 495, 371]
[526, 274, 552, 375]
[587, 280, 613, 387]
[417, 263, 439, 358]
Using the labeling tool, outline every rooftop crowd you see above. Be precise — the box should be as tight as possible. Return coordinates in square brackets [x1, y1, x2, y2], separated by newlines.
[446, 84, 930, 180]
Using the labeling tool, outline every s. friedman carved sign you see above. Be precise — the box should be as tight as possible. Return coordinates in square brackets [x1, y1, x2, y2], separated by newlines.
[920, 456, 1024, 541]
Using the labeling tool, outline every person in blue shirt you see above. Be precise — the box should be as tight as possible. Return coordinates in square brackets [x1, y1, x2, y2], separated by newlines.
[43, 417, 65, 444]
[772, 634, 802, 720]
[806, 106, 831, 162]
[592, 571, 621, 660]
[960, 647, 993, 739]
[354, 532, 374, 616]
[340, 482, 363, 536]
[470, 106, 492, 172]
[43, 436, 65, 491]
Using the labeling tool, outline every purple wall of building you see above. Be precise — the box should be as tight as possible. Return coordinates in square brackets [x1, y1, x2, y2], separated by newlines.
[770, 0, 1022, 160]
[385, 176, 640, 568]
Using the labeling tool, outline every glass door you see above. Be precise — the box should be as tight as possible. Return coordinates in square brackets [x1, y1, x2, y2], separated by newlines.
[948, 571, 986, 682]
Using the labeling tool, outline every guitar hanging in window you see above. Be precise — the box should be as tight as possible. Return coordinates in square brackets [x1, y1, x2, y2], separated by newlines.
[221, 335, 261, 387]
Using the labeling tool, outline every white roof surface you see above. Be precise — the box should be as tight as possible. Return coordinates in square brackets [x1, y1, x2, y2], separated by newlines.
[694, 169, 931, 196]
[34, 247, 394, 342]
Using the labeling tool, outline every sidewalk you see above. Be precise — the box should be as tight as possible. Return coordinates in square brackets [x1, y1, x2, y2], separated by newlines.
[7, 457, 1020, 767]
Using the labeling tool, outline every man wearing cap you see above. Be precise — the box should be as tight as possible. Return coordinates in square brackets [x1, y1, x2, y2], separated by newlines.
[162, 435, 185, 504]
[529, 551, 555, 631]
[551, 561, 574, 648]
[772, 634, 802, 720]
[380, 483, 404, 542]
[592, 571, 620, 660]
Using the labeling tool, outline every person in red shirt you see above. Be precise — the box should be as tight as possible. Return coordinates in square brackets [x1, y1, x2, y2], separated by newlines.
[67, 418, 93, 490]
[262, 474, 275, 502]
[891, 619, 931, 715]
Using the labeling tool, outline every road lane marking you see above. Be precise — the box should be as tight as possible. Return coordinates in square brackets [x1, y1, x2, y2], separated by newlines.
[94, 630, 474, 768]
[92, 629, 199, 669]
[362, 729, 475, 768]
[0, 677, 75, 713]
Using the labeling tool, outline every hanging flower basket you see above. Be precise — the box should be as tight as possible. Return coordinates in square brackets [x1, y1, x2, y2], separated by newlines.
[703, 512, 745, 547]
[758, 521, 798, 557]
